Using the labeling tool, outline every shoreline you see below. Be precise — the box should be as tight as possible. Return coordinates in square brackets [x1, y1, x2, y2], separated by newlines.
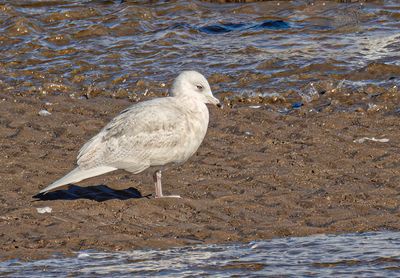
[1, 93, 400, 261]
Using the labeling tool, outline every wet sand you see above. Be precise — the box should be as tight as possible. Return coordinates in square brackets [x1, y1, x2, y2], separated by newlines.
[1, 92, 400, 261]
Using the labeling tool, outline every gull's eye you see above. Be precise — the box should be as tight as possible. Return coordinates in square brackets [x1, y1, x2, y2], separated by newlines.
[196, 85, 203, 90]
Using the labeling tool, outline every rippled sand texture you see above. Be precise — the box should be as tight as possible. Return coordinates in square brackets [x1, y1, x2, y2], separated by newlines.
[1, 0, 400, 262]
[2, 93, 400, 261]
[0, 1, 399, 108]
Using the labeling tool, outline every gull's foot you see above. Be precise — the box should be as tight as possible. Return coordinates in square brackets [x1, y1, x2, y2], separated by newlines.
[155, 194, 181, 199]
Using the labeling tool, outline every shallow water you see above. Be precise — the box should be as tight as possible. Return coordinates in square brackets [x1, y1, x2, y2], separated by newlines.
[0, 0, 399, 108]
[1, 231, 399, 277]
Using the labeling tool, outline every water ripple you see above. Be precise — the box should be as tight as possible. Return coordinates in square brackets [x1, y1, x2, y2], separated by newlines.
[1, 231, 399, 277]
[0, 0, 399, 108]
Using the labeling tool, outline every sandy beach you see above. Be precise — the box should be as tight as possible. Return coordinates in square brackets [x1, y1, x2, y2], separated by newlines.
[1, 92, 399, 261]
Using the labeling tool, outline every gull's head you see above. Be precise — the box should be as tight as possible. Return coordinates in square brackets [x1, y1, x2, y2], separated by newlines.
[171, 71, 221, 107]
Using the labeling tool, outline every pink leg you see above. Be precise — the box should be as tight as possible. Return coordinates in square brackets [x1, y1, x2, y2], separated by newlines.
[153, 170, 181, 198]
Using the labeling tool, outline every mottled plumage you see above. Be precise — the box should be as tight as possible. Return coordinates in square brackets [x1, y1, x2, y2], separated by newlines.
[40, 71, 220, 198]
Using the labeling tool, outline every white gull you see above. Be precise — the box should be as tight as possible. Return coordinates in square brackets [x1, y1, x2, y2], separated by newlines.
[40, 71, 221, 198]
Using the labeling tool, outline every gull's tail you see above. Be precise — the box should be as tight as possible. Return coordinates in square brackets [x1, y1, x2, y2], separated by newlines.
[39, 166, 117, 194]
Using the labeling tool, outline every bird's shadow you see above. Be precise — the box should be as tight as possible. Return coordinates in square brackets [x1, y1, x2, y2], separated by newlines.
[33, 184, 150, 202]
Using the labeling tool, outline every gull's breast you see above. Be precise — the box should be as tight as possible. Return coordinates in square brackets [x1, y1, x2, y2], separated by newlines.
[151, 101, 209, 167]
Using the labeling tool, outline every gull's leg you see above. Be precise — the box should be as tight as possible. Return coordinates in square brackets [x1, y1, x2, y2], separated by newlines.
[153, 170, 181, 198]
[153, 170, 163, 198]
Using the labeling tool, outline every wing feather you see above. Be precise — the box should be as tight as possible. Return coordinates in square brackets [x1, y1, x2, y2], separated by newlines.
[76, 98, 191, 172]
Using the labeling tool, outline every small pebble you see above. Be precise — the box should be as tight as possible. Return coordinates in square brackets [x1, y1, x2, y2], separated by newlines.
[38, 110, 51, 116]
[36, 207, 52, 214]
[354, 137, 389, 143]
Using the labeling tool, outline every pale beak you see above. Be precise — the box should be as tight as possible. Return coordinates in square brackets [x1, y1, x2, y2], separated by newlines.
[208, 94, 222, 108]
